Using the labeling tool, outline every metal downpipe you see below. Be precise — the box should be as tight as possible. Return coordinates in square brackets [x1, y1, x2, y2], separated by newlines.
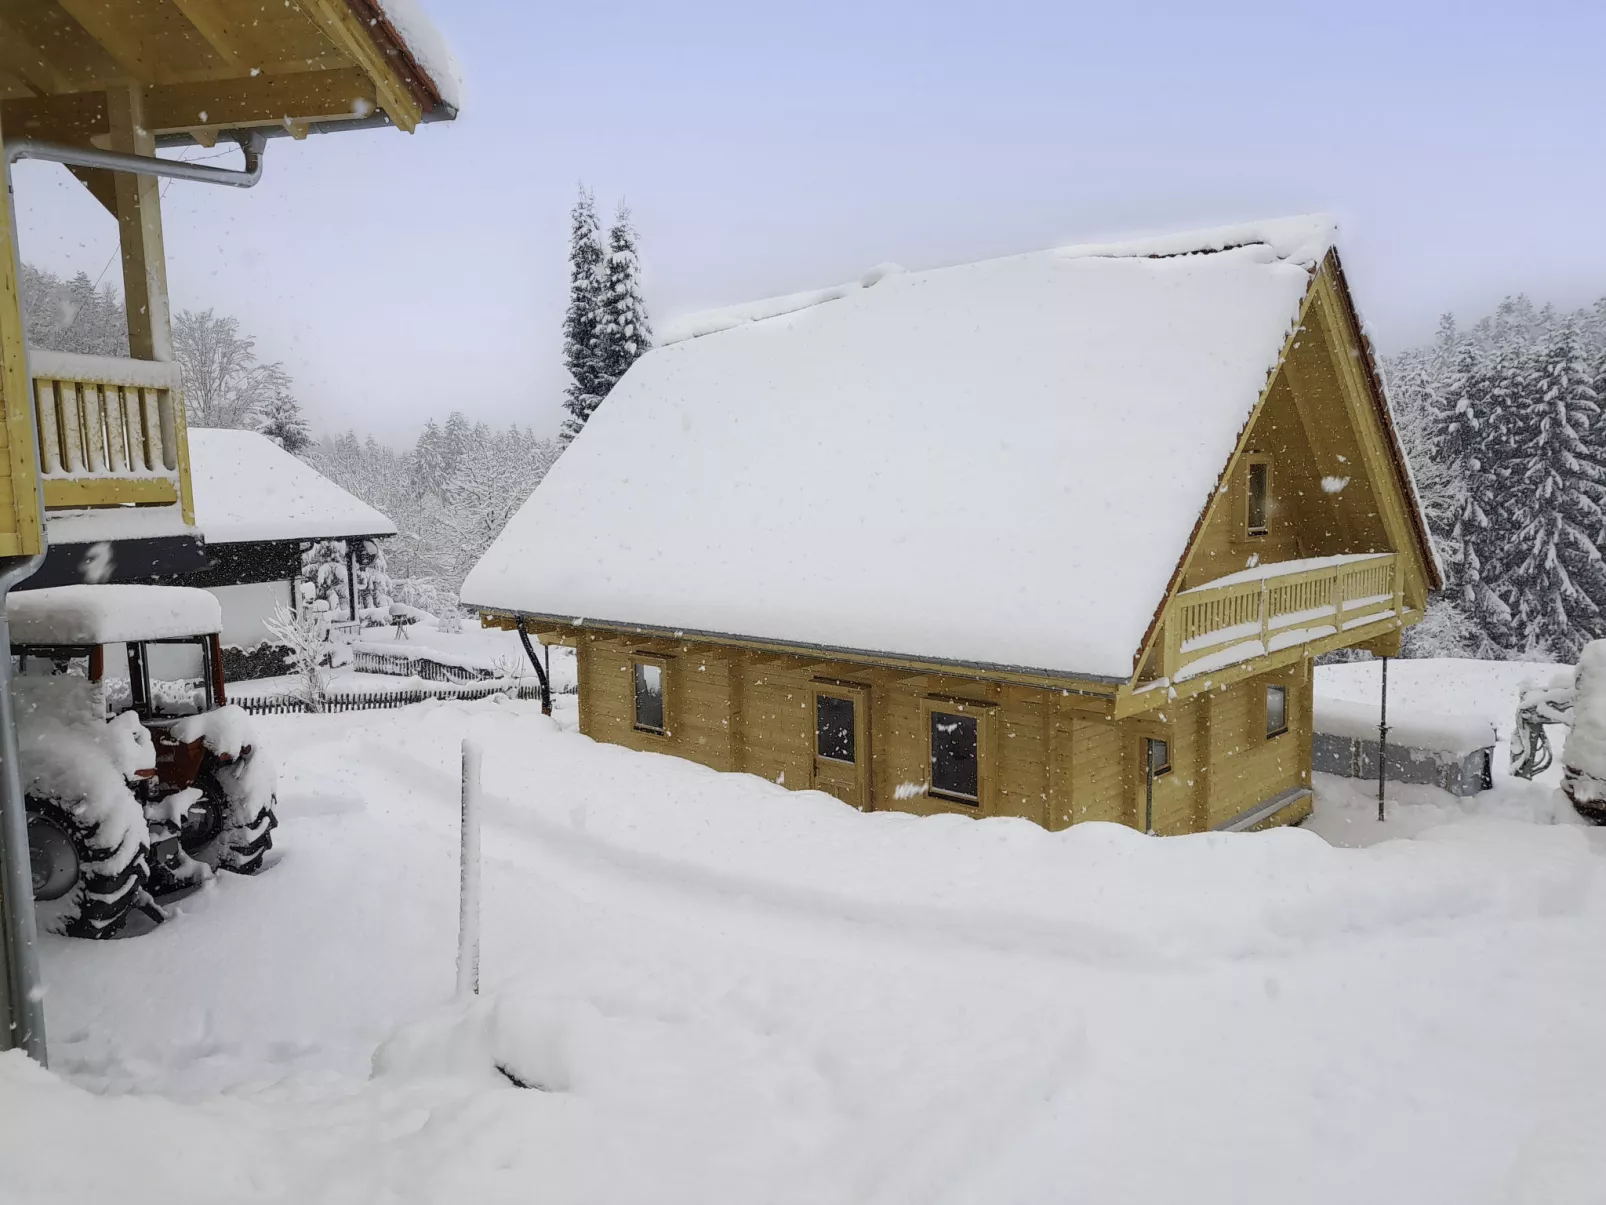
[516, 619, 553, 716]
[8, 131, 268, 188]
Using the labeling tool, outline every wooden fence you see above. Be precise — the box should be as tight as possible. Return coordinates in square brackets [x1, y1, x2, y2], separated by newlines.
[352, 647, 500, 683]
[235, 680, 542, 716]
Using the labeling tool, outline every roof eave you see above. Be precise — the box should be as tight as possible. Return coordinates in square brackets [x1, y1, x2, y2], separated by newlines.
[474, 607, 1126, 696]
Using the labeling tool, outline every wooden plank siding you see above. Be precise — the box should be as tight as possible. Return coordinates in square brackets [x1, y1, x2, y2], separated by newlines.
[565, 630, 1308, 835]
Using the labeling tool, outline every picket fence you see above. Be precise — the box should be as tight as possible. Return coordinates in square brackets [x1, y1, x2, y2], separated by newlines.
[235, 680, 542, 716]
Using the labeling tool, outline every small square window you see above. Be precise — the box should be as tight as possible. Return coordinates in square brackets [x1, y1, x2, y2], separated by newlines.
[1247, 461, 1269, 536]
[1266, 684, 1288, 738]
[930, 711, 979, 804]
[816, 694, 855, 763]
[633, 660, 665, 733]
[1146, 737, 1171, 777]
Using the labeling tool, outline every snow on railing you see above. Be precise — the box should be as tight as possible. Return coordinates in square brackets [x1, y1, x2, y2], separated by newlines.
[1163, 552, 1399, 682]
[27, 349, 181, 491]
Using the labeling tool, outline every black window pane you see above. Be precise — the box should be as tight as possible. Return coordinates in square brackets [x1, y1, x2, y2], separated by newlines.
[930, 711, 978, 802]
[816, 694, 855, 762]
[634, 662, 664, 732]
[1147, 738, 1170, 776]
[1266, 685, 1287, 736]
[1247, 463, 1268, 532]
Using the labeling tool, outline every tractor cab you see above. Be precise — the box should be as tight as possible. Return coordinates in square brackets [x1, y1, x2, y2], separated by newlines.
[9, 584, 277, 937]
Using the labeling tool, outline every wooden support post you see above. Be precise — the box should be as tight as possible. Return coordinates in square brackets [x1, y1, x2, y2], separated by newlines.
[106, 87, 173, 364]
[0, 109, 42, 557]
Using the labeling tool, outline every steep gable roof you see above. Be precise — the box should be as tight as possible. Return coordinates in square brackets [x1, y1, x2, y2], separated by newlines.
[464, 216, 1343, 680]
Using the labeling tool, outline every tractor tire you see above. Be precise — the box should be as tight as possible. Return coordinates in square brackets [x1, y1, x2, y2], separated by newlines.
[26, 798, 149, 940]
[183, 770, 278, 876]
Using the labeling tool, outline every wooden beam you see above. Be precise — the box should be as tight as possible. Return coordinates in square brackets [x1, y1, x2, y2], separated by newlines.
[0, 0, 123, 92]
[168, 0, 246, 67]
[67, 165, 116, 216]
[42, 477, 178, 509]
[0, 90, 107, 143]
[299, 0, 422, 131]
[55, 0, 167, 84]
[0, 106, 44, 556]
[107, 86, 173, 364]
[0, 67, 380, 142]
[0, 14, 64, 95]
[142, 67, 378, 133]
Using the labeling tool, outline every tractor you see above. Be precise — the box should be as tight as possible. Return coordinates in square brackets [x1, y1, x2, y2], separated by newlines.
[11, 584, 278, 938]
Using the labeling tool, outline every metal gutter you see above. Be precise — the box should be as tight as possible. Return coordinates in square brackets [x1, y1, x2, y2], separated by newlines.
[152, 105, 457, 152]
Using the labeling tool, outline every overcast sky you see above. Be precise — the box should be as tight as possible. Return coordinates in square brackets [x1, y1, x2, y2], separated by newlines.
[13, 0, 1606, 447]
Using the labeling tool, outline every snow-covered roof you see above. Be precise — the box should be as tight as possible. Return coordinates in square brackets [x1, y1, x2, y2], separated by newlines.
[188, 429, 396, 545]
[9, 585, 222, 645]
[376, 0, 463, 111]
[464, 216, 1338, 680]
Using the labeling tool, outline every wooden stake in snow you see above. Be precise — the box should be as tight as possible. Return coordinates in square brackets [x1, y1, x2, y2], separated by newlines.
[1377, 656, 1389, 823]
[457, 739, 482, 999]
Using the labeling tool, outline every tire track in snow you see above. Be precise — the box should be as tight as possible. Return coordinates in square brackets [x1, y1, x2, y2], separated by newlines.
[352, 737, 1175, 971]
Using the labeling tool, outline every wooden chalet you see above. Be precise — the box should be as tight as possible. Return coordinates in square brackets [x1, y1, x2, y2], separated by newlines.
[466, 216, 1439, 836]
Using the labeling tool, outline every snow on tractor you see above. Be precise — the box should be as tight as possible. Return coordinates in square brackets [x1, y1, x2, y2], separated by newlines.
[10, 585, 278, 939]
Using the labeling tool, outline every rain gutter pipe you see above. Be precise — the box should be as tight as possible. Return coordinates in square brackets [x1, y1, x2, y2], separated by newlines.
[516, 620, 553, 716]
[0, 132, 269, 1065]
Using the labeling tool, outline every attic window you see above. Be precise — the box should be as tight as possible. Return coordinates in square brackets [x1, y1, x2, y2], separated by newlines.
[1246, 460, 1270, 536]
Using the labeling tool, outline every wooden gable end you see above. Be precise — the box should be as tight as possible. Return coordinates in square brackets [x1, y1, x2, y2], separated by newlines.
[1116, 252, 1439, 716]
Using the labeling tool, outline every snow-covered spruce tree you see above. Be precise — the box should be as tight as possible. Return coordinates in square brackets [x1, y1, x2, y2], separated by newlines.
[264, 600, 332, 713]
[257, 388, 310, 453]
[594, 203, 653, 397]
[559, 187, 609, 444]
[300, 540, 350, 616]
[1439, 341, 1515, 652]
[1502, 320, 1606, 660]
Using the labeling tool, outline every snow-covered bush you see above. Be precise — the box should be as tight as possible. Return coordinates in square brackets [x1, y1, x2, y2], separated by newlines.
[265, 600, 332, 713]
[1561, 640, 1606, 815]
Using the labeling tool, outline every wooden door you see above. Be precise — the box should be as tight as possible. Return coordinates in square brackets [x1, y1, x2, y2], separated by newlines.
[811, 681, 871, 810]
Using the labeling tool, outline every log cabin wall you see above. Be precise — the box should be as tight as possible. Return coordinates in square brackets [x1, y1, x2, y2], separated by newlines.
[571, 630, 1311, 834]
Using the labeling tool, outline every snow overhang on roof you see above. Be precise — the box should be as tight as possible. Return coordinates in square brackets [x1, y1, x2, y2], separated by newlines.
[464, 215, 1337, 680]
[188, 429, 397, 546]
[9, 584, 223, 645]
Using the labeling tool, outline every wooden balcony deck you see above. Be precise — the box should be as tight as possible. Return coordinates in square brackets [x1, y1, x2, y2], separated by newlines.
[27, 349, 190, 514]
[1159, 552, 1401, 683]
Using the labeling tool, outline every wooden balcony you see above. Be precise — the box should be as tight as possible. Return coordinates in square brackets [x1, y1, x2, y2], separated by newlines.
[1159, 552, 1401, 684]
[27, 349, 191, 514]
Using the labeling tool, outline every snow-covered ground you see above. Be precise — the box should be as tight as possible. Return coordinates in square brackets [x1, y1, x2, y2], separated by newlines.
[7, 665, 1606, 1202]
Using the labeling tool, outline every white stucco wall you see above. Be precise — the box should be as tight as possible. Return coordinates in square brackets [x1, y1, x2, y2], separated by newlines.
[209, 580, 292, 649]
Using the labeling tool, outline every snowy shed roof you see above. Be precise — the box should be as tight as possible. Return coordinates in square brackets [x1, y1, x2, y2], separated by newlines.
[463, 216, 1338, 680]
[9, 585, 222, 645]
[189, 429, 397, 546]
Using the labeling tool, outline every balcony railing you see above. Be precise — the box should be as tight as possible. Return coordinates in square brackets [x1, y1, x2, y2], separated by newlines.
[27, 349, 184, 510]
[1160, 552, 1401, 683]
